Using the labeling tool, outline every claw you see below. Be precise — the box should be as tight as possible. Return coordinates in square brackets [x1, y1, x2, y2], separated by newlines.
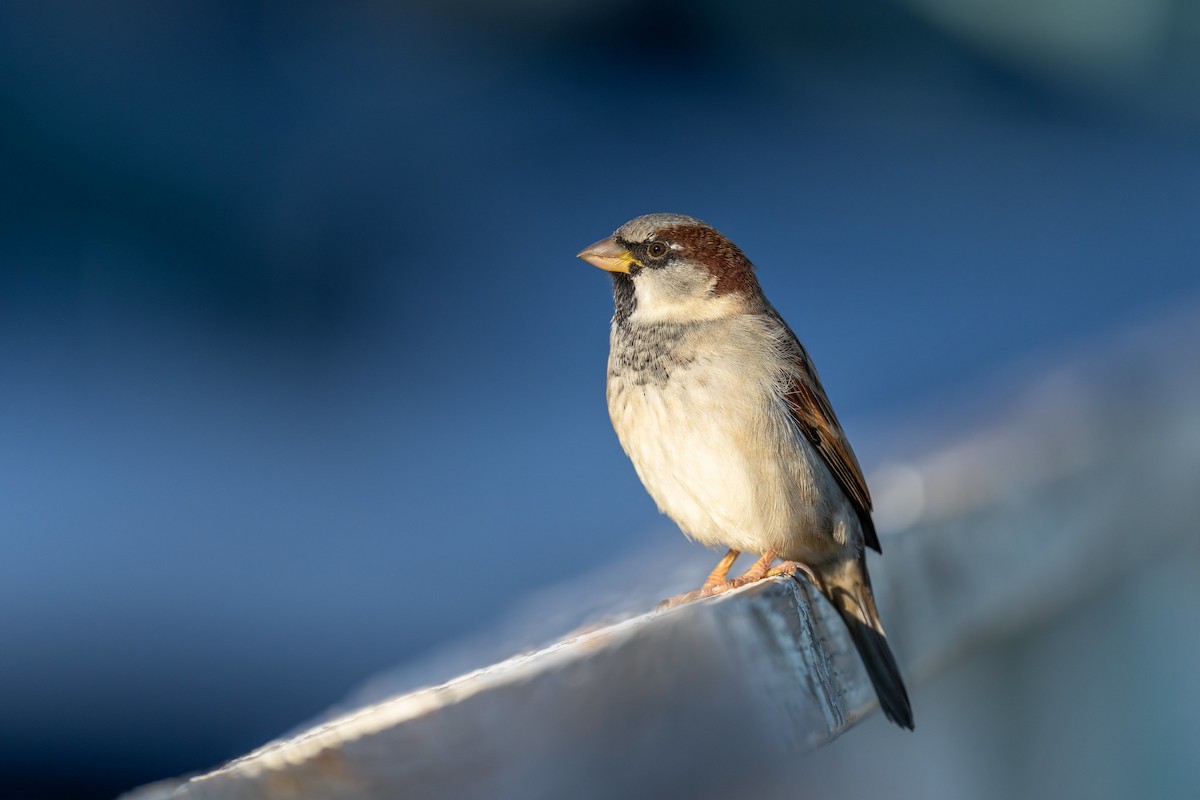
[766, 560, 817, 585]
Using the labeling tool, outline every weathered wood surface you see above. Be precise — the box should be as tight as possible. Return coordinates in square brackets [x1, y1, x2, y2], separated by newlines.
[125, 310, 1200, 800]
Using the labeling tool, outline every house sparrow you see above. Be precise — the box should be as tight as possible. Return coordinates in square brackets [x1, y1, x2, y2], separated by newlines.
[578, 213, 913, 729]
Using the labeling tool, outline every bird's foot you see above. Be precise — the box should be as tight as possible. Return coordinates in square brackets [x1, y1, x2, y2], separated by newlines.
[658, 550, 779, 610]
[657, 574, 756, 610]
[766, 560, 817, 585]
[656, 587, 709, 610]
[701, 549, 740, 590]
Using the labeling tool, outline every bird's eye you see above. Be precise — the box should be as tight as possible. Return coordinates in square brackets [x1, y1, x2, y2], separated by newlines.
[646, 241, 669, 259]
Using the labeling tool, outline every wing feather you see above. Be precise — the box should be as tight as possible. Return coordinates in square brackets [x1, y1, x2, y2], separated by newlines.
[766, 307, 881, 553]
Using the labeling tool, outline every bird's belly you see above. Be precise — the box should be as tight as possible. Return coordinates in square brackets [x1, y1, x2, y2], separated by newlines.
[608, 366, 846, 559]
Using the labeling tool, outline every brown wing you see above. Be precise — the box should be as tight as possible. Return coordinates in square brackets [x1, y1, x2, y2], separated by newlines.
[767, 306, 881, 553]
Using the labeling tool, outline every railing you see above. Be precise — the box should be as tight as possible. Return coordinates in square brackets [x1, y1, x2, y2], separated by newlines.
[124, 306, 1200, 800]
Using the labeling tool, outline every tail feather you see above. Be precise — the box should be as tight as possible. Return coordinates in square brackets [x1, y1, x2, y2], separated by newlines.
[819, 560, 914, 730]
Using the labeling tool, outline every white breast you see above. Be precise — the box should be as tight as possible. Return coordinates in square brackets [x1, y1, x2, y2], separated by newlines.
[606, 315, 855, 561]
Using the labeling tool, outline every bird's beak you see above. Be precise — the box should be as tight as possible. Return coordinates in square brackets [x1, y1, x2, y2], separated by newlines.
[577, 237, 639, 273]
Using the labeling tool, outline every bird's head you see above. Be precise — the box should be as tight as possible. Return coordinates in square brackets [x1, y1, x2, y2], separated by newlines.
[577, 213, 763, 324]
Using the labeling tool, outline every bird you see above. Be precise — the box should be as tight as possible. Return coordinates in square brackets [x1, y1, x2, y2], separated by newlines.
[577, 213, 913, 729]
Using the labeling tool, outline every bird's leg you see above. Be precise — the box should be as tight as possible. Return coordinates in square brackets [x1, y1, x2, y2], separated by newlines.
[658, 550, 779, 610]
[729, 551, 777, 586]
[702, 549, 740, 590]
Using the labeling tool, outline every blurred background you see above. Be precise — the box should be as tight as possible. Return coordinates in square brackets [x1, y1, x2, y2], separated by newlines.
[2, 1, 1199, 798]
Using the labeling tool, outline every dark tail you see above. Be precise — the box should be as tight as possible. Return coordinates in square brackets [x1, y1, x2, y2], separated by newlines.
[818, 558, 914, 730]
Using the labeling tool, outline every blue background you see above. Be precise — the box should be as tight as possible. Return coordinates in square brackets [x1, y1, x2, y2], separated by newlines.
[2, 2, 1198, 796]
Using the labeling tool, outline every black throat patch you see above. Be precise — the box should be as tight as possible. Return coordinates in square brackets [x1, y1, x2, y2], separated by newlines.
[611, 272, 636, 326]
[609, 318, 699, 387]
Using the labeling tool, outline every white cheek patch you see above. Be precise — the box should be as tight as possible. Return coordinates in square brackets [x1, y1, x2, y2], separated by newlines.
[629, 266, 744, 325]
